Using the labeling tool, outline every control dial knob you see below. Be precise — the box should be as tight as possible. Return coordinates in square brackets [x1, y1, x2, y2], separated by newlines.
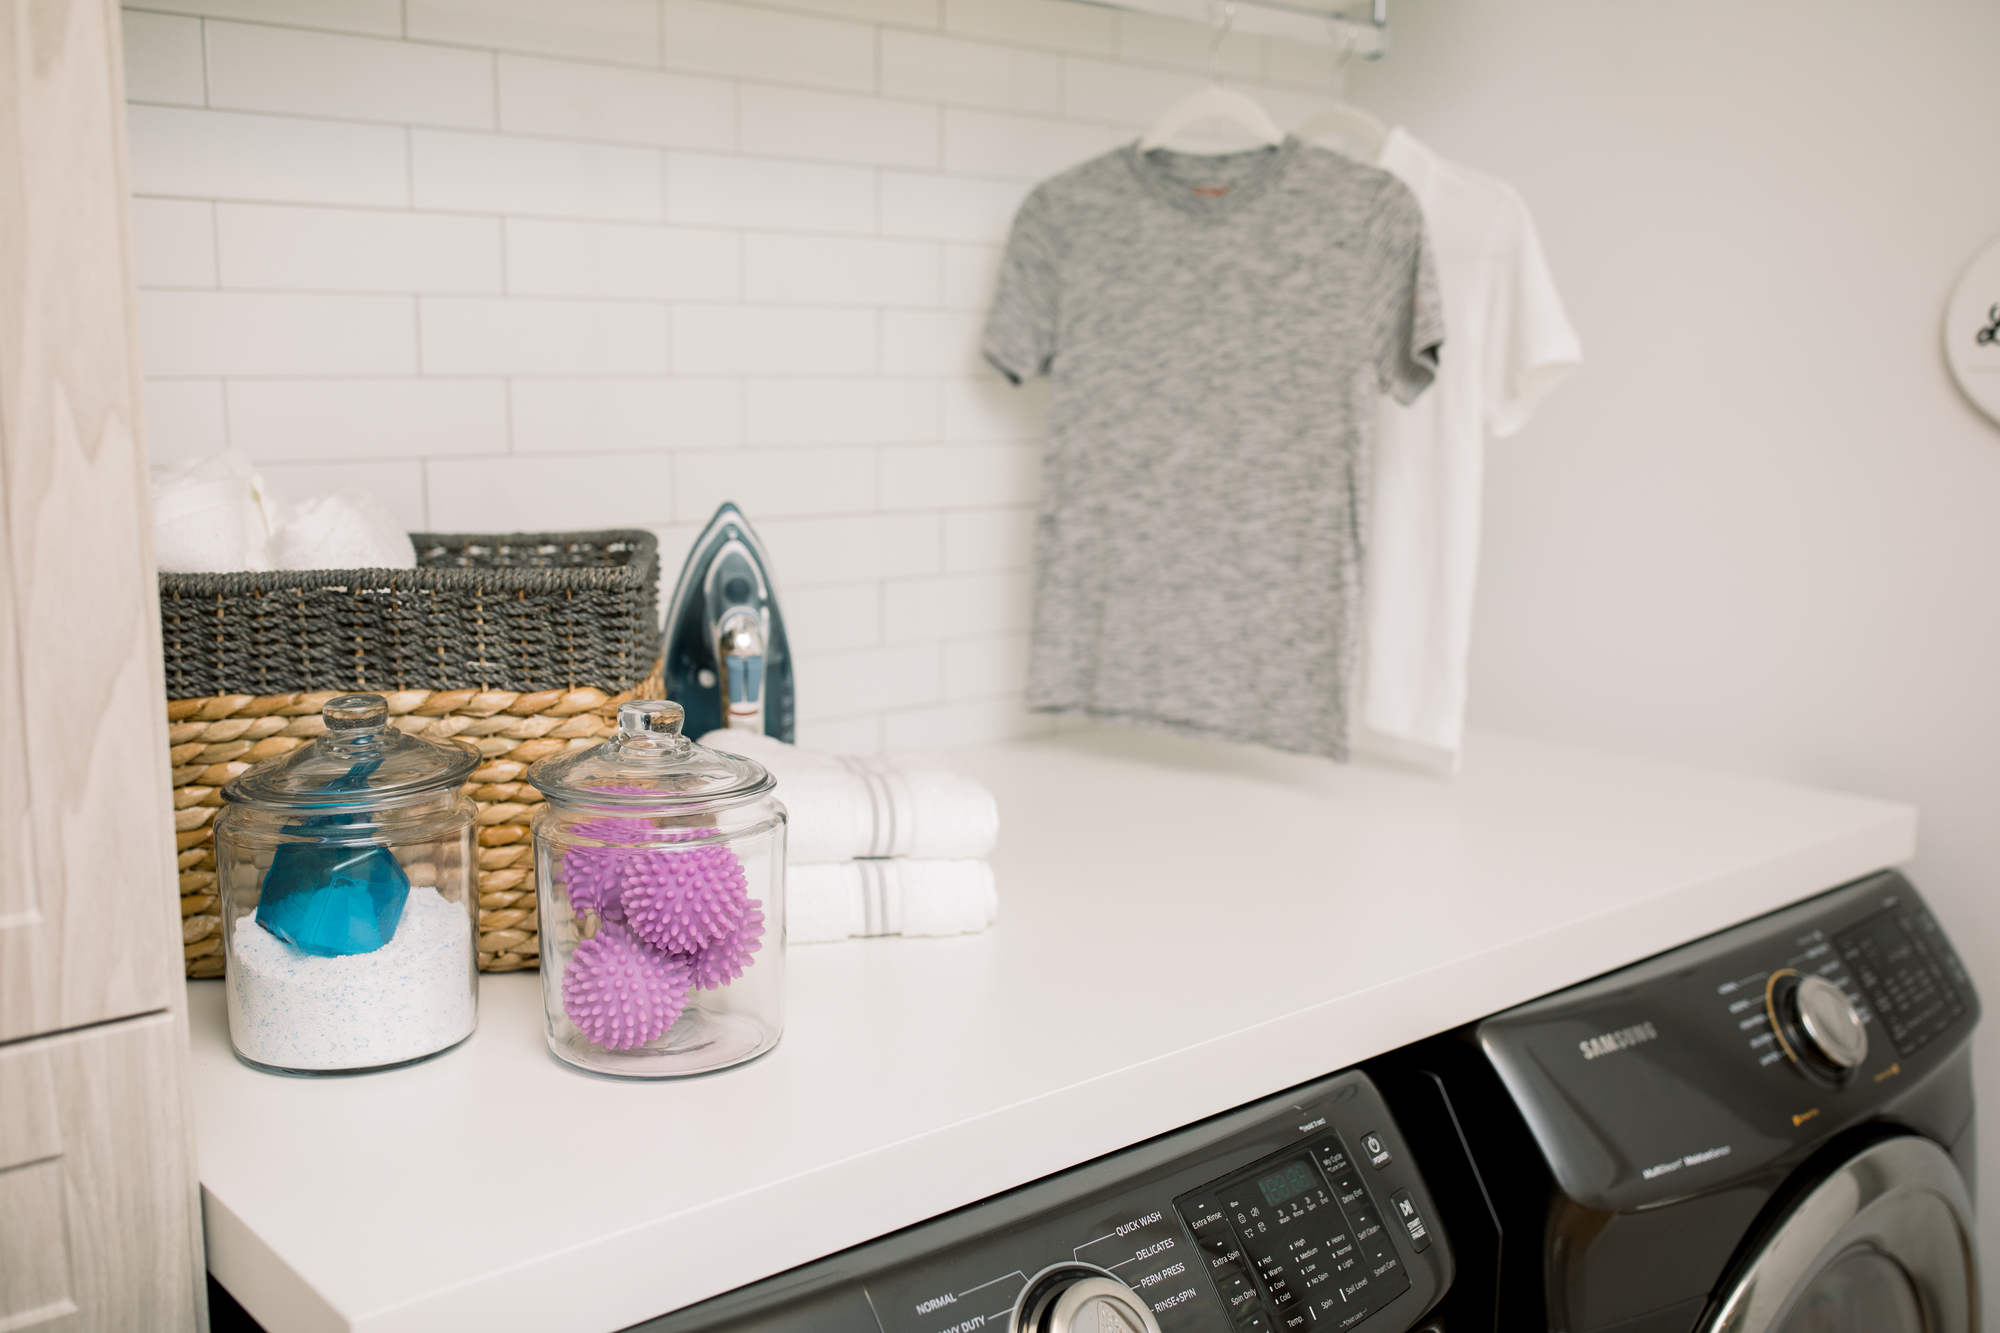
[1017, 1267, 1162, 1333]
[1794, 975, 1868, 1069]
[1767, 970, 1868, 1082]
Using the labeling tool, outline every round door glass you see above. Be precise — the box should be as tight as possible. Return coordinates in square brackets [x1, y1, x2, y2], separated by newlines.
[1776, 1248, 1923, 1333]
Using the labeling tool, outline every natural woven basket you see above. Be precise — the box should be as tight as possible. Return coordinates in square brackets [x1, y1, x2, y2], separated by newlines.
[164, 531, 663, 979]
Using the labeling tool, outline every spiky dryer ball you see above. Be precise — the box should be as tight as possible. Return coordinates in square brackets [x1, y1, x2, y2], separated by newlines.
[561, 845, 627, 922]
[622, 841, 752, 955]
[557, 813, 657, 923]
[689, 901, 765, 990]
[561, 921, 693, 1050]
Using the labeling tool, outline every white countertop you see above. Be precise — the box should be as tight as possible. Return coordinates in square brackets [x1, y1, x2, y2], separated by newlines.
[189, 728, 1916, 1333]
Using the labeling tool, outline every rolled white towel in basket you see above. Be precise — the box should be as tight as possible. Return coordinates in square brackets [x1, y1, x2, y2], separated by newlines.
[788, 859, 998, 944]
[699, 731, 999, 864]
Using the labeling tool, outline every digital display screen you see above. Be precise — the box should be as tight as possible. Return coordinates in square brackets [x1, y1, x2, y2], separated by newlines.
[1837, 912, 1966, 1056]
[1256, 1160, 1317, 1207]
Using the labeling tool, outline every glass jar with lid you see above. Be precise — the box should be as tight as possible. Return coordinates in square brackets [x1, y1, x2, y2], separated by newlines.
[529, 700, 785, 1077]
[215, 693, 479, 1075]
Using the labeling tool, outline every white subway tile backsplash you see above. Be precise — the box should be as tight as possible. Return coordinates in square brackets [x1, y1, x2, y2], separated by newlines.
[142, 379, 229, 462]
[882, 697, 1049, 748]
[944, 631, 1028, 699]
[941, 243, 1001, 310]
[667, 152, 875, 233]
[740, 85, 938, 170]
[881, 442, 1037, 508]
[744, 378, 937, 445]
[661, 0, 874, 93]
[1115, 13, 1262, 77]
[227, 379, 507, 460]
[673, 446, 876, 522]
[413, 131, 663, 221]
[1265, 37, 1341, 89]
[879, 172, 1029, 243]
[127, 106, 409, 207]
[130, 0, 401, 37]
[941, 375, 1043, 441]
[511, 378, 742, 453]
[757, 513, 941, 584]
[942, 0, 1117, 55]
[781, 582, 882, 653]
[942, 108, 1115, 181]
[420, 297, 668, 374]
[123, 11, 206, 107]
[406, 0, 661, 66]
[505, 219, 737, 299]
[1061, 57, 1199, 126]
[259, 460, 427, 531]
[943, 505, 1033, 572]
[497, 55, 734, 151]
[138, 290, 417, 376]
[881, 310, 985, 375]
[204, 22, 495, 129]
[742, 234, 937, 306]
[794, 714, 883, 753]
[132, 197, 217, 287]
[885, 570, 1029, 641]
[880, 31, 1059, 115]
[115, 0, 1352, 744]
[795, 642, 941, 721]
[216, 203, 503, 293]
[672, 305, 875, 375]
[426, 453, 674, 530]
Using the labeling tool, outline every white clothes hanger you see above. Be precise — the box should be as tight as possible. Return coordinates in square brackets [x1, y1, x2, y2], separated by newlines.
[1293, 22, 1390, 162]
[1139, 3, 1284, 153]
[1294, 102, 1389, 161]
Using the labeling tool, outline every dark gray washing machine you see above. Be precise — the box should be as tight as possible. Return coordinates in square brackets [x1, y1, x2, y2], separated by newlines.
[1370, 870, 1980, 1333]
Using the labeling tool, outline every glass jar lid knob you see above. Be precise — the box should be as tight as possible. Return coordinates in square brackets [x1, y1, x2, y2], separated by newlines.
[324, 693, 390, 733]
[618, 700, 685, 737]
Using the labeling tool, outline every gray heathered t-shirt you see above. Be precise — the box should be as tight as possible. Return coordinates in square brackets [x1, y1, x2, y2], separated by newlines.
[983, 137, 1444, 760]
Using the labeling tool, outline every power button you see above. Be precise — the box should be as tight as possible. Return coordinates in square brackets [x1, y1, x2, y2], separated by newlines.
[1361, 1131, 1392, 1168]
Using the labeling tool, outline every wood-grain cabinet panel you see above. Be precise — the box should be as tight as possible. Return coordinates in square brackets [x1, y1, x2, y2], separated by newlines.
[0, 1012, 204, 1332]
[0, 0, 185, 1042]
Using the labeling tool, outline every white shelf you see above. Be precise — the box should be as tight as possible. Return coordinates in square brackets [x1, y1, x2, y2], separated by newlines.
[188, 727, 1915, 1333]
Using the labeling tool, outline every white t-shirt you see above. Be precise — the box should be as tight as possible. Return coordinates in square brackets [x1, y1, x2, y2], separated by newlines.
[1357, 128, 1581, 770]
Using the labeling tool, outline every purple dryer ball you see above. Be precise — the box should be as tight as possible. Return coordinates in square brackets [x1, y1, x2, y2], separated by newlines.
[562, 845, 629, 923]
[689, 901, 765, 991]
[622, 840, 751, 955]
[562, 921, 693, 1050]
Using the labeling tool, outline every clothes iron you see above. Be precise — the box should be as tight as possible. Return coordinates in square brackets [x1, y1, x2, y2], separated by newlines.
[662, 503, 796, 743]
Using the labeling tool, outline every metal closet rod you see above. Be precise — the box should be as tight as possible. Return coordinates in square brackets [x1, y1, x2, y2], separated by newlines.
[1079, 0, 1389, 56]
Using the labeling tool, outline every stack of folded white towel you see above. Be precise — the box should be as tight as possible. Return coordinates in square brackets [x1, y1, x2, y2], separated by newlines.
[698, 731, 999, 944]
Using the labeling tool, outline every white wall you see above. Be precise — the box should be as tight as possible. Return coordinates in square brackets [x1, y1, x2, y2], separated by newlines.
[1343, 0, 2000, 1288]
[120, 0, 1348, 751]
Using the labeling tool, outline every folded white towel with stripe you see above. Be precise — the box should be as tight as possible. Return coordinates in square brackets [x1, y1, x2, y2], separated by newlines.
[698, 730, 999, 864]
[787, 859, 998, 943]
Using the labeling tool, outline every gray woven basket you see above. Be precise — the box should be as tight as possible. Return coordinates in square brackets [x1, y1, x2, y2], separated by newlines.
[158, 530, 659, 698]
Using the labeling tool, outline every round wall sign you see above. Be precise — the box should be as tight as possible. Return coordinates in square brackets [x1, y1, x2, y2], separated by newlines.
[1946, 233, 2000, 426]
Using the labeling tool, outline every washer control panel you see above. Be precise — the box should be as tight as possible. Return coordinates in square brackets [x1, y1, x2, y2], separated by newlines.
[640, 1072, 1452, 1333]
[1176, 1131, 1420, 1332]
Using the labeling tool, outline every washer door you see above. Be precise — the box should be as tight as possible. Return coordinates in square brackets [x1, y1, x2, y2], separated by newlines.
[1702, 1136, 1977, 1333]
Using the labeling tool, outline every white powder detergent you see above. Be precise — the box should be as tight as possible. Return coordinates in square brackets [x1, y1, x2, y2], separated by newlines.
[228, 885, 476, 1071]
